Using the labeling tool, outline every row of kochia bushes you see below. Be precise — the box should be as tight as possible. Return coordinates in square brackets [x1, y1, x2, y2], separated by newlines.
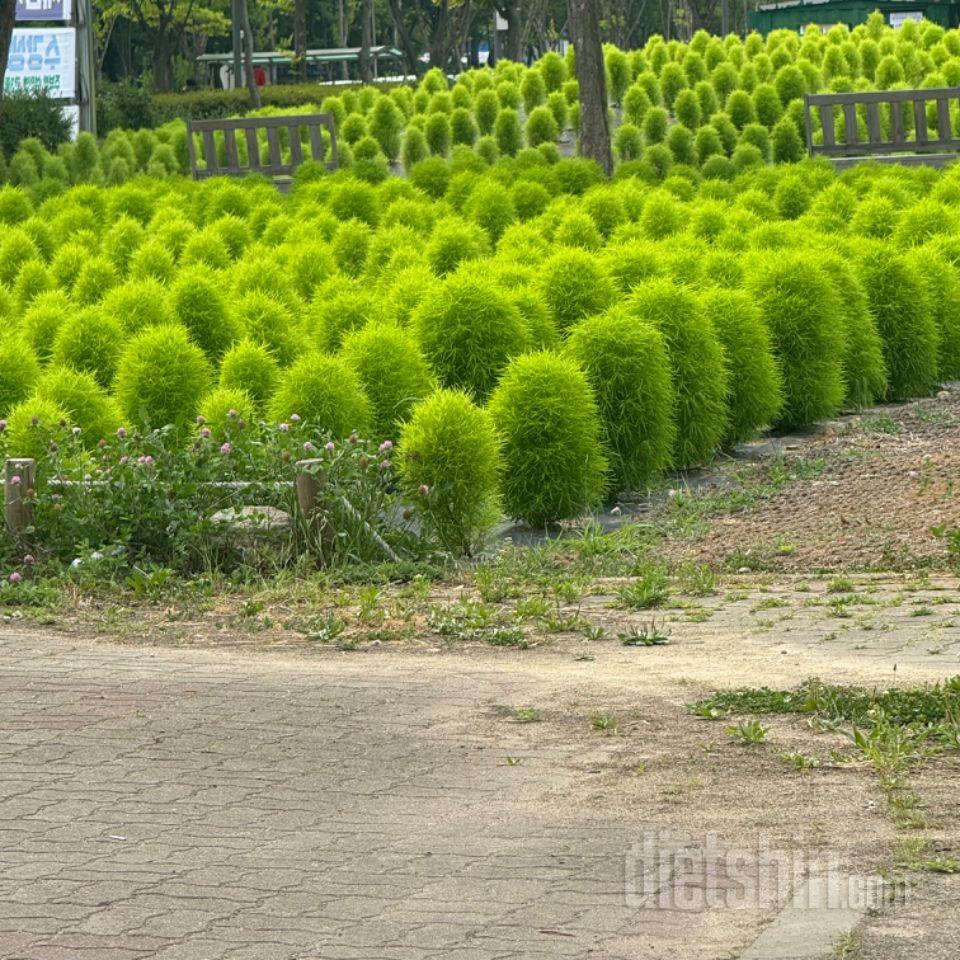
[0, 157, 958, 552]
[8, 14, 960, 195]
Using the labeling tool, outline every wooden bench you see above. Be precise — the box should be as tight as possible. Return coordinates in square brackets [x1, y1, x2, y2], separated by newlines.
[804, 87, 960, 169]
[186, 113, 339, 190]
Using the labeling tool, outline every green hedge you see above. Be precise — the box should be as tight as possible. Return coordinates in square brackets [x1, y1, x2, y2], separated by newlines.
[150, 83, 399, 126]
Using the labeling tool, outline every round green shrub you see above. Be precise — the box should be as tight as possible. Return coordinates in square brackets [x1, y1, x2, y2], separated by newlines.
[19, 291, 68, 362]
[72, 256, 119, 306]
[100, 278, 172, 334]
[412, 268, 529, 400]
[397, 389, 500, 556]
[642, 106, 669, 144]
[233, 291, 297, 365]
[4, 397, 70, 462]
[197, 386, 257, 444]
[341, 321, 435, 440]
[774, 175, 812, 219]
[424, 112, 452, 156]
[169, 267, 240, 360]
[752, 82, 783, 126]
[566, 308, 675, 492]
[526, 106, 559, 147]
[218, 339, 280, 411]
[33, 366, 121, 446]
[537, 248, 615, 331]
[114, 324, 212, 433]
[267, 352, 371, 437]
[128, 238, 176, 283]
[400, 127, 430, 172]
[495, 108, 522, 157]
[628, 279, 729, 468]
[554, 210, 602, 251]
[464, 180, 516, 242]
[698, 287, 784, 445]
[331, 219, 372, 277]
[772, 116, 804, 163]
[815, 255, 888, 409]
[489, 351, 607, 525]
[674, 88, 702, 129]
[310, 286, 380, 351]
[426, 217, 488, 275]
[666, 123, 696, 165]
[856, 245, 939, 402]
[906, 246, 960, 380]
[0, 338, 41, 415]
[614, 123, 644, 162]
[50, 307, 122, 388]
[747, 253, 847, 428]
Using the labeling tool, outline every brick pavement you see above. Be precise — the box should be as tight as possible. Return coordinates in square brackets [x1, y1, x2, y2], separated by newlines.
[0, 630, 814, 960]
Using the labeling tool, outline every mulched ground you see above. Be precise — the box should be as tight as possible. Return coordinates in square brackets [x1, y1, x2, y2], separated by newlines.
[662, 386, 960, 573]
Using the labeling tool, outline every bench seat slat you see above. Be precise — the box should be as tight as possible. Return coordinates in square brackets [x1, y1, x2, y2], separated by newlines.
[186, 113, 339, 182]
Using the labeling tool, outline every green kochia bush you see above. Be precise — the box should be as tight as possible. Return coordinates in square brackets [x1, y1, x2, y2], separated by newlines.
[51, 308, 124, 389]
[3, 397, 70, 463]
[747, 253, 846, 428]
[268, 353, 372, 438]
[537, 248, 615, 331]
[169, 267, 240, 360]
[565, 308, 676, 493]
[197, 386, 257, 445]
[818, 255, 888, 409]
[218, 339, 280, 411]
[114, 324, 213, 434]
[857, 245, 940, 401]
[397, 389, 500, 557]
[697, 287, 784, 445]
[905, 247, 960, 381]
[341, 321, 435, 441]
[0, 338, 41, 415]
[412, 269, 528, 400]
[628, 280, 729, 469]
[489, 352, 607, 525]
[33, 367, 121, 446]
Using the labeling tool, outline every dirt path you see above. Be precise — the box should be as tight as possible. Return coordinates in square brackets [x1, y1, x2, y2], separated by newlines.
[1, 600, 957, 960]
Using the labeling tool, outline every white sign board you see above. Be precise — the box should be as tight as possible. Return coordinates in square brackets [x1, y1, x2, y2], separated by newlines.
[16, 0, 73, 22]
[4, 27, 76, 99]
[889, 11, 923, 27]
[61, 103, 79, 138]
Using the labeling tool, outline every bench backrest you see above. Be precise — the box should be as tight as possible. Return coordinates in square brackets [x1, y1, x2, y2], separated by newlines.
[804, 87, 960, 158]
[186, 113, 338, 181]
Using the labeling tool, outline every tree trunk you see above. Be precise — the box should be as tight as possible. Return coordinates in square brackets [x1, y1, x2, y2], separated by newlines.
[338, 0, 348, 81]
[153, 29, 176, 92]
[293, 0, 307, 82]
[496, 1, 521, 62]
[567, 0, 612, 175]
[238, 0, 261, 108]
[358, 0, 373, 84]
[0, 0, 16, 115]
[387, 0, 420, 77]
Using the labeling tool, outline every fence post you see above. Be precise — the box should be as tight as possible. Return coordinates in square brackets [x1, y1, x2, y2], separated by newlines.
[4, 459, 37, 539]
[295, 458, 334, 560]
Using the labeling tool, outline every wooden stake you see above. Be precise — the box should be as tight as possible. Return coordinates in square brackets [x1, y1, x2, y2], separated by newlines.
[295, 458, 334, 560]
[4, 458, 36, 539]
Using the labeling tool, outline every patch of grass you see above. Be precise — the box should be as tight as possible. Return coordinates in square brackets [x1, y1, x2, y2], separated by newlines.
[514, 707, 541, 723]
[617, 564, 669, 610]
[827, 576, 854, 593]
[591, 712, 618, 732]
[619, 620, 670, 646]
[725, 718, 768, 745]
[779, 751, 821, 770]
[862, 414, 902, 435]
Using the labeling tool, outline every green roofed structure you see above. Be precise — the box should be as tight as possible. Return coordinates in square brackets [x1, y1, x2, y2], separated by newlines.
[748, 0, 960, 34]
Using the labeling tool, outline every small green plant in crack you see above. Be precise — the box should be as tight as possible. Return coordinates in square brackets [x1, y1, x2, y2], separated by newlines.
[752, 596, 788, 612]
[514, 595, 551, 622]
[580, 623, 606, 642]
[620, 620, 670, 647]
[514, 707, 541, 723]
[862, 414, 901, 435]
[618, 564, 669, 610]
[304, 611, 346, 643]
[911, 605, 934, 617]
[675, 561, 717, 597]
[485, 627, 530, 648]
[779, 751, 820, 770]
[827, 576, 854, 594]
[895, 837, 960, 873]
[591, 712, 618, 732]
[725, 718, 769, 745]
